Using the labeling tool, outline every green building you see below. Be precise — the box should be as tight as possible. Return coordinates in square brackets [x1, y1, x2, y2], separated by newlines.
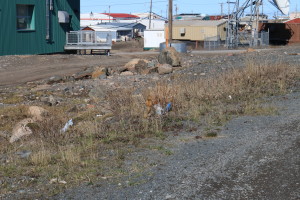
[0, 0, 80, 56]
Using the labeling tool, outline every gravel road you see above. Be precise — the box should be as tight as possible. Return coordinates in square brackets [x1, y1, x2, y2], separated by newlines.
[56, 90, 300, 199]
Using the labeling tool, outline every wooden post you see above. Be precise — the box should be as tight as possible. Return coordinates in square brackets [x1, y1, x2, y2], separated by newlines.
[165, 27, 169, 47]
[168, 0, 173, 47]
[149, 0, 152, 29]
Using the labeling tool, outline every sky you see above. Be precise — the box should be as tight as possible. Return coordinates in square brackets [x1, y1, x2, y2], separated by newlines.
[81, 0, 297, 19]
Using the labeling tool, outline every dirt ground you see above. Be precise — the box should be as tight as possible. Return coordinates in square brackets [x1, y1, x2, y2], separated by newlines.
[0, 41, 158, 86]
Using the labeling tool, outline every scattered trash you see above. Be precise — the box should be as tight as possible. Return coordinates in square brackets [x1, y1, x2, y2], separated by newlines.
[50, 178, 67, 184]
[228, 95, 232, 100]
[61, 119, 73, 133]
[96, 114, 103, 117]
[59, 180, 67, 184]
[165, 102, 172, 113]
[153, 104, 163, 115]
[152, 102, 172, 116]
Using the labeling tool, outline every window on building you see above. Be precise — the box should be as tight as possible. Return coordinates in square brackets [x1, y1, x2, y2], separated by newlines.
[16, 4, 35, 30]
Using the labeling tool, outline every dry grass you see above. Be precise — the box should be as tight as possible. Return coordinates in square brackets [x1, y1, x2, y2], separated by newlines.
[0, 59, 299, 198]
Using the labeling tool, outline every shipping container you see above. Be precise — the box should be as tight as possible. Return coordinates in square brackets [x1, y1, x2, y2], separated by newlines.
[143, 29, 165, 49]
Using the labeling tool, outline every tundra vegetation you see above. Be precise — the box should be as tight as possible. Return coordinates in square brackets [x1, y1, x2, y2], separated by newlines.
[0, 58, 299, 198]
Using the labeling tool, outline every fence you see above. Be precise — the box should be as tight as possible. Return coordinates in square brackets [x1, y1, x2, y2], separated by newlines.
[66, 31, 112, 46]
[235, 31, 269, 47]
[204, 36, 224, 50]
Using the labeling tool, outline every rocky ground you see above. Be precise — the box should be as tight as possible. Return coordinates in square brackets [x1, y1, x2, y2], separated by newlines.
[0, 44, 300, 199]
[56, 90, 300, 200]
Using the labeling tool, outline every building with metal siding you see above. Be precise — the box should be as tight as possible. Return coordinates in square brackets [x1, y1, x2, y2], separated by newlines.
[0, 0, 80, 56]
[170, 20, 227, 41]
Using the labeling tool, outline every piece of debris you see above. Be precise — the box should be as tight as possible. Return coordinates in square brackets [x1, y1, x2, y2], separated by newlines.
[61, 119, 73, 133]
[49, 178, 67, 184]
[158, 47, 181, 66]
[154, 104, 163, 115]
[165, 102, 172, 112]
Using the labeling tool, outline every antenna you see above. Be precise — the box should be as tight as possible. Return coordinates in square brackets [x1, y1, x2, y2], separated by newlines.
[219, 3, 224, 16]
[108, 5, 111, 22]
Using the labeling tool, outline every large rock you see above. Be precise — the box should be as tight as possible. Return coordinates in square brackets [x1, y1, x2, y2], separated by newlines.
[157, 64, 173, 75]
[92, 67, 108, 79]
[9, 118, 34, 143]
[158, 47, 181, 66]
[141, 66, 158, 75]
[28, 106, 49, 121]
[124, 59, 149, 73]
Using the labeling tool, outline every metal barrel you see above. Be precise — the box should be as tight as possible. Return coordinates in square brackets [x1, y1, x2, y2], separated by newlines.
[159, 42, 187, 53]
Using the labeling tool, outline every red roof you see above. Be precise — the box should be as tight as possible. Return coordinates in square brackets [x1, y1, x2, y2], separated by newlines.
[285, 18, 300, 24]
[102, 13, 139, 18]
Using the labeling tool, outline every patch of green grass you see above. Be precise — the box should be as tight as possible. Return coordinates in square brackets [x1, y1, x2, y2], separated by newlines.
[205, 131, 218, 138]
[2, 94, 24, 104]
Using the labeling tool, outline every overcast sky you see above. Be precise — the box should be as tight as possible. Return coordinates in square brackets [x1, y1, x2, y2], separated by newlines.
[81, 0, 296, 18]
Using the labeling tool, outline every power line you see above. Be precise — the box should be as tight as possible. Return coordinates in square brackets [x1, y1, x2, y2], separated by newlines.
[81, 0, 169, 7]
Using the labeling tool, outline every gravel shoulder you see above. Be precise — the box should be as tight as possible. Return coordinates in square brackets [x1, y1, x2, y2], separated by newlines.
[56, 90, 300, 199]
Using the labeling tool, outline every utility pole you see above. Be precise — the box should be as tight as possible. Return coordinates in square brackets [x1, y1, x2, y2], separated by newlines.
[149, 0, 152, 29]
[109, 5, 111, 22]
[167, 0, 173, 47]
[219, 3, 224, 16]
[175, 4, 178, 15]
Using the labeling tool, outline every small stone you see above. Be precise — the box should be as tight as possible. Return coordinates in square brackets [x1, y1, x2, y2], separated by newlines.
[46, 75, 63, 84]
[120, 71, 134, 76]
[98, 74, 107, 80]
[28, 106, 49, 121]
[10, 118, 34, 143]
[158, 64, 173, 75]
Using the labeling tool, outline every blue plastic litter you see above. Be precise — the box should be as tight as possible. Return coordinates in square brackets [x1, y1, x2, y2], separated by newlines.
[165, 102, 172, 112]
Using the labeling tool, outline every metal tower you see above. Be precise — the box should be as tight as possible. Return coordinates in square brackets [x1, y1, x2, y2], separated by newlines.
[226, 0, 263, 48]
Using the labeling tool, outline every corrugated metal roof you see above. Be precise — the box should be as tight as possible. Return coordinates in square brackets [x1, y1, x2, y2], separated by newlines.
[85, 25, 132, 31]
[172, 20, 227, 27]
[102, 13, 139, 18]
[285, 18, 300, 24]
[98, 22, 146, 28]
